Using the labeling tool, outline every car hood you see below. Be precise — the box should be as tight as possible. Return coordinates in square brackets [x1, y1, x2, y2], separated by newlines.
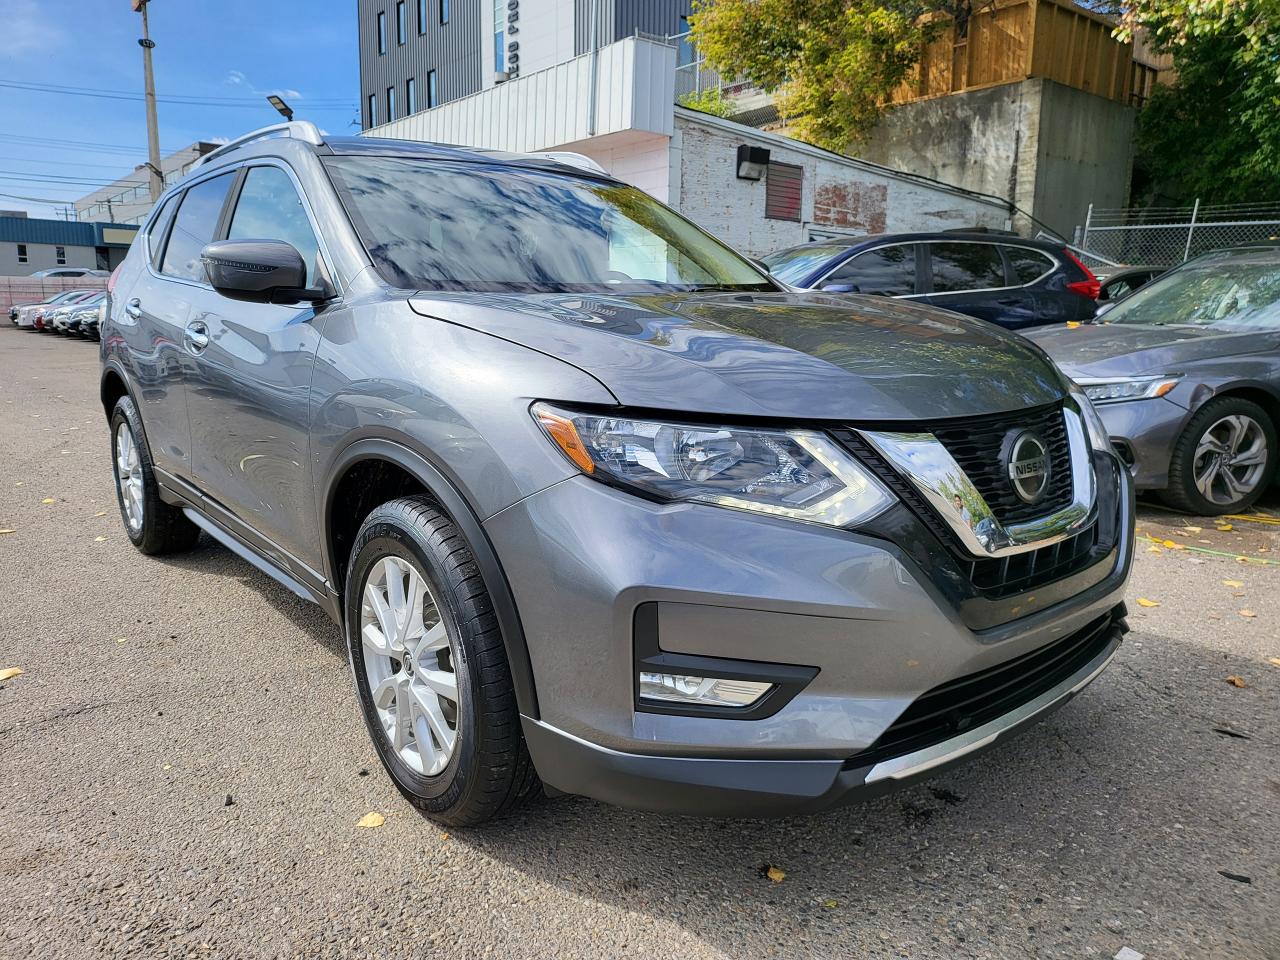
[408, 290, 1064, 421]
[1024, 322, 1279, 378]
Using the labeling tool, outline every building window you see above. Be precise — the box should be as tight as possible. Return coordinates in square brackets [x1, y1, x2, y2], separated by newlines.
[493, 0, 504, 71]
[377, 11, 387, 54]
[386, 86, 396, 121]
[765, 163, 803, 222]
[16, 243, 27, 263]
[368, 93, 377, 126]
[441, 0, 449, 24]
[55, 245, 67, 265]
[417, 0, 427, 33]
[396, 1, 406, 44]
[427, 69, 438, 107]
[406, 77, 417, 114]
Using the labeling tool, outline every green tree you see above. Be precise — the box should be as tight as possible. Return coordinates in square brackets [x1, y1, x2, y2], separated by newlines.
[689, 0, 934, 152]
[1124, 1, 1280, 203]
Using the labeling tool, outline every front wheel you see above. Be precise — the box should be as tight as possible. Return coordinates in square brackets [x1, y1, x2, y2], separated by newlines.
[344, 496, 538, 826]
[1164, 397, 1276, 516]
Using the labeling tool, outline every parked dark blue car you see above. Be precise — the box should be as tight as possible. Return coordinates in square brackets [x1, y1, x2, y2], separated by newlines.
[763, 232, 1101, 330]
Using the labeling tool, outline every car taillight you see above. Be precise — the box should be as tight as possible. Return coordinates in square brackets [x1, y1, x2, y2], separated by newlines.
[107, 264, 123, 293]
[1062, 248, 1100, 299]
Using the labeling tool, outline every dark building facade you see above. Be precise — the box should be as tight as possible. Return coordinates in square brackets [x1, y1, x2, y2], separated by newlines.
[358, 0, 692, 130]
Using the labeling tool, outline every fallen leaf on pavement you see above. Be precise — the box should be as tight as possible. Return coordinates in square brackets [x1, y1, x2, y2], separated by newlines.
[1238, 609, 1257, 618]
[1162, 539, 1179, 548]
[1181, 526, 1202, 534]
[356, 812, 385, 829]
[40, 497, 55, 504]
[1225, 676, 1247, 688]
[1135, 598, 1160, 607]
[93, 511, 107, 518]
[821, 899, 839, 910]
[1146, 545, 1162, 553]
[1223, 580, 1244, 588]
[116, 637, 127, 644]
[0, 667, 23, 682]
[1217, 524, 1234, 531]
[764, 865, 786, 883]
[94, 536, 108, 543]
[0, 528, 15, 535]
[1267, 658, 1280, 668]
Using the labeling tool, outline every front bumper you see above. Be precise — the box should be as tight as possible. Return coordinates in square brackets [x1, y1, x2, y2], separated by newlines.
[522, 612, 1123, 816]
[1097, 397, 1191, 491]
[484, 459, 1134, 816]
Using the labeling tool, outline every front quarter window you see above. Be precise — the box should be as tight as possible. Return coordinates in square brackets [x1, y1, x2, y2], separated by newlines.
[324, 155, 775, 294]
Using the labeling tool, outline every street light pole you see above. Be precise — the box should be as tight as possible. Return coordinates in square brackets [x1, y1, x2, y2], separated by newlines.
[133, 0, 164, 204]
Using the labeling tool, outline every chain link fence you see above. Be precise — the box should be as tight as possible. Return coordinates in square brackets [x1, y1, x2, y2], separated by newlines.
[1077, 202, 1280, 267]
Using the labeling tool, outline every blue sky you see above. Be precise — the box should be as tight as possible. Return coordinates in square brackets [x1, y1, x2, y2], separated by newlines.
[0, 0, 358, 219]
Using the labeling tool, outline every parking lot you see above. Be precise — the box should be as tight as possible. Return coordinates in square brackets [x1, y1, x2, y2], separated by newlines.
[1, 323, 1277, 959]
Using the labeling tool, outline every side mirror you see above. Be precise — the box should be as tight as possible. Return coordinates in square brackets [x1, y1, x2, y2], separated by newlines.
[820, 281, 859, 294]
[202, 239, 327, 304]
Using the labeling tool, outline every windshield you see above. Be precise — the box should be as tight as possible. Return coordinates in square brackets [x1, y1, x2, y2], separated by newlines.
[1106, 252, 1280, 332]
[762, 243, 854, 284]
[324, 156, 774, 294]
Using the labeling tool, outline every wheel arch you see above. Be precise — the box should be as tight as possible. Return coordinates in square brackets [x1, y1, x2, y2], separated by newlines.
[322, 437, 540, 720]
[1203, 381, 1280, 431]
[100, 362, 132, 421]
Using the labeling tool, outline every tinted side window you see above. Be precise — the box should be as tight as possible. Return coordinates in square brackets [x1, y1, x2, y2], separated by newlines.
[1006, 247, 1055, 285]
[161, 173, 234, 282]
[227, 166, 323, 286]
[829, 244, 916, 296]
[146, 194, 179, 263]
[929, 243, 1006, 293]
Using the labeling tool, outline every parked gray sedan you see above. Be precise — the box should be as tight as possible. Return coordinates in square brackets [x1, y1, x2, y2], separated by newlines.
[1028, 246, 1280, 515]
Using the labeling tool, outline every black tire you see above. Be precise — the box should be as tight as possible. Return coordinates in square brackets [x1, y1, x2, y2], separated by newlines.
[109, 395, 202, 555]
[345, 496, 538, 826]
[1162, 396, 1277, 516]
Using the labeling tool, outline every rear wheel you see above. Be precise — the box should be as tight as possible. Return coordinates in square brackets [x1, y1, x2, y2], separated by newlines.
[110, 395, 201, 554]
[345, 496, 538, 826]
[1163, 397, 1276, 516]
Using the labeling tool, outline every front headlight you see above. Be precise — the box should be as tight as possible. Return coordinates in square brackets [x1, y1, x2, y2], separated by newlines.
[1068, 384, 1113, 454]
[532, 404, 895, 527]
[1078, 376, 1180, 405]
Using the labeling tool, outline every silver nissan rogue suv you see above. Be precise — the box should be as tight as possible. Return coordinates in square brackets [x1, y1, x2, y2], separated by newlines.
[101, 122, 1134, 825]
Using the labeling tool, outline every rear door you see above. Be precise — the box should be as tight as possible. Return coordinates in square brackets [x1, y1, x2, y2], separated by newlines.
[918, 241, 1018, 325]
[122, 173, 236, 479]
[183, 162, 330, 575]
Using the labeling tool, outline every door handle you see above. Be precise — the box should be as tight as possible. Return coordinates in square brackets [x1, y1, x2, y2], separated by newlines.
[184, 320, 210, 353]
[125, 297, 142, 319]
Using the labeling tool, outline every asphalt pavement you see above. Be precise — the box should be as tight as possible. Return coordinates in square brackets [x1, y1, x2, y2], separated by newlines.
[1, 323, 1277, 959]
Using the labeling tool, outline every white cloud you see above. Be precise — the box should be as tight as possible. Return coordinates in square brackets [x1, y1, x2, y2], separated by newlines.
[225, 70, 302, 102]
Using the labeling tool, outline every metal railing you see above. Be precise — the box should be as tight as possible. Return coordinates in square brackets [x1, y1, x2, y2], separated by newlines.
[1078, 201, 1280, 266]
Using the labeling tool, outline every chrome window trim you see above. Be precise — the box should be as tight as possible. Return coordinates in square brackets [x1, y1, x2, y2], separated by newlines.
[811, 239, 1057, 298]
[858, 404, 1096, 559]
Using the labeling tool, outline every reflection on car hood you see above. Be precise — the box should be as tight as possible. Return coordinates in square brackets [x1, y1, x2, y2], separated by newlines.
[1025, 322, 1276, 378]
[409, 290, 1065, 421]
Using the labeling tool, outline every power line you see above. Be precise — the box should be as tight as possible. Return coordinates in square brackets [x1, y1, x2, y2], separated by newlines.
[0, 79, 356, 109]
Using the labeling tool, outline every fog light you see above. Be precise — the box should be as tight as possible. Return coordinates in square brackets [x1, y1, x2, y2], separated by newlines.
[638, 672, 772, 707]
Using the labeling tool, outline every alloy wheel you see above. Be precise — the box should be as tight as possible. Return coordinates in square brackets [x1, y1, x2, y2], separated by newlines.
[1192, 414, 1268, 506]
[114, 422, 144, 533]
[360, 556, 460, 776]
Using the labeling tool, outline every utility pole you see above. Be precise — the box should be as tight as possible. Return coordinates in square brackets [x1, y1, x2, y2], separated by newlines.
[133, 0, 164, 204]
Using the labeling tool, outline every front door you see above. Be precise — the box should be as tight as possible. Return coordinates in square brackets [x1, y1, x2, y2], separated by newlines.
[184, 163, 330, 576]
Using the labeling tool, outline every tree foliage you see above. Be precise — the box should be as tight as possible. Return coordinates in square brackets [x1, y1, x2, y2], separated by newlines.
[689, 0, 932, 152]
[1126, 1, 1280, 203]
